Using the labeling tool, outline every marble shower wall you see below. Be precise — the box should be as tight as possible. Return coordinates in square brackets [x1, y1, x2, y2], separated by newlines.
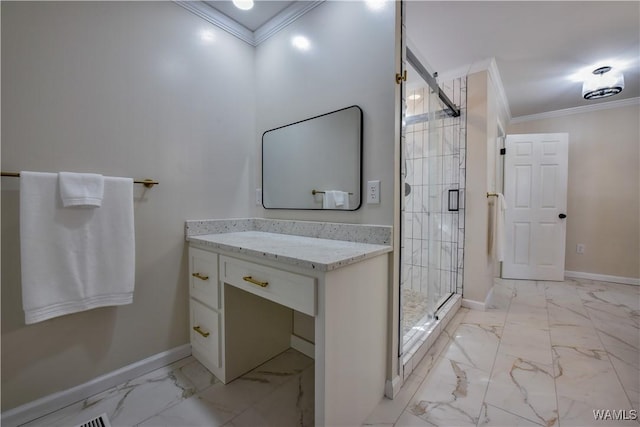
[402, 77, 467, 305]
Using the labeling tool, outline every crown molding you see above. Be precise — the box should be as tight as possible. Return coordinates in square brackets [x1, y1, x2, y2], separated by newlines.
[430, 57, 512, 123]
[175, 1, 254, 45]
[435, 58, 492, 83]
[486, 57, 512, 124]
[174, 1, 324, 47]
[510, 96, 640, 124]
[254, 1, 324, 45]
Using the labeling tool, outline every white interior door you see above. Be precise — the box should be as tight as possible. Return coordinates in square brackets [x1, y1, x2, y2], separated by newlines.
[503, 133, 568, 280]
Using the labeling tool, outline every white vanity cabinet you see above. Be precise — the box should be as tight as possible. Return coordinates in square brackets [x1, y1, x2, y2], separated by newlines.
[188, 248, 222, 379]
[187, 231, 391, 427]
[188, 247, 293, 384]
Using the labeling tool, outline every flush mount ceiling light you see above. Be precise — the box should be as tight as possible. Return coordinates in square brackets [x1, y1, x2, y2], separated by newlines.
[582, 66, 625, 100]
[408, 93, 422, 101]
[232, 0, 254, 11]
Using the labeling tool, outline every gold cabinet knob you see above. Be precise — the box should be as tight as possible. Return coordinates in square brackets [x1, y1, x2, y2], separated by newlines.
[192, 272, 209, 281]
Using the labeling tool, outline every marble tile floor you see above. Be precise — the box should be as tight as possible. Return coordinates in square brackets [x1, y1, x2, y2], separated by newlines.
[17, 278, 639, 427]
[365, 277, 639, 427]
[21, 348, 314, 427]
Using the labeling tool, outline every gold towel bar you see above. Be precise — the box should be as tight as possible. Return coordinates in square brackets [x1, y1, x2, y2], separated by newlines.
[312, 189, 354, 195]
[1, 171, 158, 188]
[487, 192, 499, 197]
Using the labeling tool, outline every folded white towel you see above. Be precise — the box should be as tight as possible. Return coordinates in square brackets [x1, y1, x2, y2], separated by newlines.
[59, 171, 104, 207]
[20, 171, 135, 324]
[323, 190, 350, 210]
[322, 191, 337, 209]
[334, 191, 350, 209]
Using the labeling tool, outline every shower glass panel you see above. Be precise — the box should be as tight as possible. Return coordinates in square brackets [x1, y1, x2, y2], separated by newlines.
[401, 62, 466, 354]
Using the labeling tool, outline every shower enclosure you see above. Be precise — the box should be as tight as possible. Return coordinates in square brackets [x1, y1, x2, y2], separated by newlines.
[400, 49, 467, 364]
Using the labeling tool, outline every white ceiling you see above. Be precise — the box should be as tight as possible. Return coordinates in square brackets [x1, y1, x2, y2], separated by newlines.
[195, 1, 640, 120]
[406, 1, 640, 119]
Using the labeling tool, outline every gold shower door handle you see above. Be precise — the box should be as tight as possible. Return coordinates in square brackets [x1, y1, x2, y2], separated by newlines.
[192, 325, 210, 338]
[192, 272, 209, 281]
[243, 276, 269, 288]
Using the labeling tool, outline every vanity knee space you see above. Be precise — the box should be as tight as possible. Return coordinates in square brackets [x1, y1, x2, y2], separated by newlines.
[188, 246, 310, 384]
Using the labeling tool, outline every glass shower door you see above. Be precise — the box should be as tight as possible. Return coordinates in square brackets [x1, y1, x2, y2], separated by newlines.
[424, 86, 459, 319]
[401, 63, 464, 355]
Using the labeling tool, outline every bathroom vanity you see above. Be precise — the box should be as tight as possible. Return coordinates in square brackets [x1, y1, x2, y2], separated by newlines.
[185, 221, 392, 426]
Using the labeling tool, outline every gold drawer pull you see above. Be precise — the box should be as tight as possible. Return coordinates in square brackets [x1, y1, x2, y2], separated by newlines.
[193, 325, 210, 338]
[192, 272, 209, 281]
[243, 276, 269, 288]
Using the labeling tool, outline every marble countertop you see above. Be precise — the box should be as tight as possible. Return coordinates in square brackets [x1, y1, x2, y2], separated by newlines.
[187, 231, 392, 272]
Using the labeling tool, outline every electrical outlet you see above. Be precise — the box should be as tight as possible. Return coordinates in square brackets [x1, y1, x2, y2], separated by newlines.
[576, 243, 585, 254]
[367, 180, 380, 204]
[256, 188, 262, 205]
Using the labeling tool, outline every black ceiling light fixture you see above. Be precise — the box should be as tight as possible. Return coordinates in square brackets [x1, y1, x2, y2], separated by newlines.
[582, 66, 625, 100]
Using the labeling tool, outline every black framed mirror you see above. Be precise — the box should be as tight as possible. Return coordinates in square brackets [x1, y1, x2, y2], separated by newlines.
[262, 105, 363, 210]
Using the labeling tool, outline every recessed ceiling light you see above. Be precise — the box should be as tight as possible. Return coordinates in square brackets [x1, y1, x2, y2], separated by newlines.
[232, 0, 254, 11]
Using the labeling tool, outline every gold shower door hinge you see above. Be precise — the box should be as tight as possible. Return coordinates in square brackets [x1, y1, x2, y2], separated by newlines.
[396, 70, 407, 84]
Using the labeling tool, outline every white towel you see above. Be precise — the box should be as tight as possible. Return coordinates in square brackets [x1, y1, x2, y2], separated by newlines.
[20, 171, 135, 324]
[322, 191, 337, 209]
[495, 192, 507, 262]
[323, 191, 350, 209]
[59, 171, 104, 207]
[334, 191, 350, 209]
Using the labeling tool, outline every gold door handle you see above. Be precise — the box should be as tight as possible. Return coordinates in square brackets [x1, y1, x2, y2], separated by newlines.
[192, 272, 209, 281]
[193, 325, 210, 338]
[243, 276, 269, 288]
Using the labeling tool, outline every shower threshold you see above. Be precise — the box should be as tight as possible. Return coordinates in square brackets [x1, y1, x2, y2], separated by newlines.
[401, 294, 462, 380]
[402, 291, 455, 349]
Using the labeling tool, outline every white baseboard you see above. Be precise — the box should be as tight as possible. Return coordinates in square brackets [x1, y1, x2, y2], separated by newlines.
[290, 334, 315, 360]
[565, 271, 639, 286]
[462, 283, 495, 311]
[385, 375, 403, 399]
[1, 344, 192, 427]
[461, 298, 485, 311]
[483, 286, 495, 309]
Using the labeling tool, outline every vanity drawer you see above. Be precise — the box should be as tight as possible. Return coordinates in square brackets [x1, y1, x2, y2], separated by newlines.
[220, 255, 316, 316]
[190, 298, 221, 369]
[189, 247, 219, 309]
